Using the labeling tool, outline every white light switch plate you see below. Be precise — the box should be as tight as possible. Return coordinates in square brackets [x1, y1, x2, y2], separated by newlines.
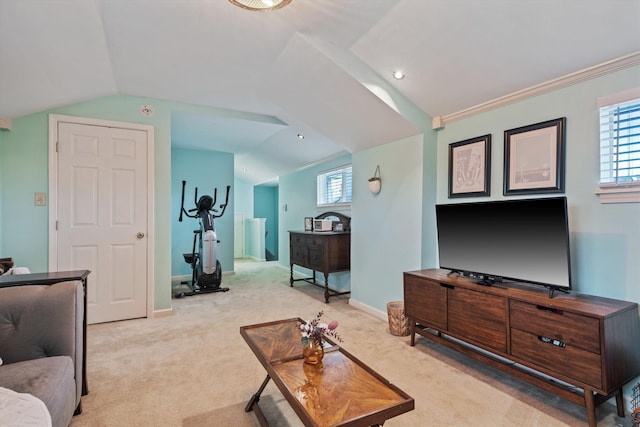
[35, 192, 46, 206]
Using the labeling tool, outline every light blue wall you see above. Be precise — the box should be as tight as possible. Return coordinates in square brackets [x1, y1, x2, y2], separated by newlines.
[436, 64, 640, 304]
[254, 185, 278, 260]
[171, 148, 234, 277]
[0, 94, 258, 312]
[234, 177, 254, 221]
[0, 114, 55, 271]
[277, 133, 433, 311]
[279, 154, 352, 290]
[0, 95, 173, 310]
[351, 134, 427, 311]
[0, 131, 5, 254]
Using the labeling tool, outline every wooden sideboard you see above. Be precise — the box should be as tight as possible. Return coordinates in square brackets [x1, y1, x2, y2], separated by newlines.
[289, 231, 350, 302]
[403, 269, 640, 427]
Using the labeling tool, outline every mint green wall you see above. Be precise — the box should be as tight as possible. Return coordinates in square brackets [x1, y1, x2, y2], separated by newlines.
[279, 154, 352, 290]
[171, 148, 234, 277]
[351, 135, 426, 311]
[436, 64, 640, 305]
[254, 185, 278, 260]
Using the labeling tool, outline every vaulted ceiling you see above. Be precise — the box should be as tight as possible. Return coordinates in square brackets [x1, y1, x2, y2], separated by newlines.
[1, 0, 639, 185]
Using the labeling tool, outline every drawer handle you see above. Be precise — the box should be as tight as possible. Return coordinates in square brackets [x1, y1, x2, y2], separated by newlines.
[536, 305, 564, 315]
[538, 335, 566, 348]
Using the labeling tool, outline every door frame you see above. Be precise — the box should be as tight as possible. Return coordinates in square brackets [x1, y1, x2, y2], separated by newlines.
[48, 114, 155, 318]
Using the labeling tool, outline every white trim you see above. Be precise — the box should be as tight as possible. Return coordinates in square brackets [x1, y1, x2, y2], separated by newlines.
[597, 87, 640, 108]
[594, 185, 640, 204]
[318, 163, 352, 175]
[48, 114, 155, 318]
[436, 51, 640, 129]
[348, 298, 388, 322]
[153, 308, 173, 318]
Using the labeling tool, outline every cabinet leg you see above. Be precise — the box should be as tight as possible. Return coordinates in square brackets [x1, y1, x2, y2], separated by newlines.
[410, 321, 415, 346]
[324, 272, 330, 303]
[584, 389, 597, 427]
[615, 388, 625, 417]
[290, 265, 294, 287]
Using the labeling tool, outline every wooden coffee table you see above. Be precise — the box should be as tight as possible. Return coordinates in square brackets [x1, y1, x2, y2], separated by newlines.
[240, 318, 414, 427]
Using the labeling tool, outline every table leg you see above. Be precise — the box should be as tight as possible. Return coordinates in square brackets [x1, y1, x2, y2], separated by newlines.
[246, 375, 271, 426]
[245, 375, 271, 412]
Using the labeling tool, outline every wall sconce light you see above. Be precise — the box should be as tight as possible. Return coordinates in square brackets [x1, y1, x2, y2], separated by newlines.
[368, 165, 381, 195]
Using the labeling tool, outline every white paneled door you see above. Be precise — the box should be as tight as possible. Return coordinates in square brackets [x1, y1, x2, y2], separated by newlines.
[56, 121, 148, 324]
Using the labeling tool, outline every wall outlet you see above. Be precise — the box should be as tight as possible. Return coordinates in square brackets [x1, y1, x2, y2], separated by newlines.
[35, 192, 46, 206]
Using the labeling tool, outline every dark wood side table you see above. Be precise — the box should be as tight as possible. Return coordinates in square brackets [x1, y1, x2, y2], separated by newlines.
[289, 231, 350, 302]
[0, 270, 91, 396]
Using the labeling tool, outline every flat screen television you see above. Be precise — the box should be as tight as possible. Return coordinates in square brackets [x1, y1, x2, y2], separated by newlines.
[435, 197, 572, 297]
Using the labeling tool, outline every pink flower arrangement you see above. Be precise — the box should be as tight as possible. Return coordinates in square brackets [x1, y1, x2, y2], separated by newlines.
[300, 311, 343, 346]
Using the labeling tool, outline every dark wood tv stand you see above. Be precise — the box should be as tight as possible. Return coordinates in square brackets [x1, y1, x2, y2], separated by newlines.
[403, 269, 640, 427]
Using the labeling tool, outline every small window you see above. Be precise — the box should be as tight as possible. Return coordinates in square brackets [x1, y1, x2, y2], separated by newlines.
[595, 90, 640, 203]
[317, 165, 352, 209]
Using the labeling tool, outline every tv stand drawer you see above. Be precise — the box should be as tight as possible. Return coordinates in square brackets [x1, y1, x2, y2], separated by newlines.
[510, 300, 600, 354]
[510, 328, 602, 388]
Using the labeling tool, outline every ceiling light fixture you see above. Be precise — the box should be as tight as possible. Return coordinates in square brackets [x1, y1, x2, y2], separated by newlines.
[392, 70, 405, 80]
[297, 133, 304, 140]
[229, 0, 293, 11]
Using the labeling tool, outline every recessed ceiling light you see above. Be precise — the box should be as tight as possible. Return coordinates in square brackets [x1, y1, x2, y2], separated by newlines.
[392, 70, 405, 80]
[297, 134, 305, 140]
[228, 0, 293, 11]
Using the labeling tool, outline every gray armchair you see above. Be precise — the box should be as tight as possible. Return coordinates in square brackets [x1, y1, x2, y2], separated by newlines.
[0, 281, 84, 427]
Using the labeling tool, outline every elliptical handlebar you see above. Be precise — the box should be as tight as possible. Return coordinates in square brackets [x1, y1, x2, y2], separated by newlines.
[212, 185, 231, 219]
[179, 180, 187, 222]
[179, 180, 231, 220]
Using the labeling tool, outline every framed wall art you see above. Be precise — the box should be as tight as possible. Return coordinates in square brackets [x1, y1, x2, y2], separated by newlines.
[448, 134, 491, 198]
[503, 117, 566, 195]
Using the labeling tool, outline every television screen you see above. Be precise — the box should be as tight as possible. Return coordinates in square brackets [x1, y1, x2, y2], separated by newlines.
[435, 197, 571, 290]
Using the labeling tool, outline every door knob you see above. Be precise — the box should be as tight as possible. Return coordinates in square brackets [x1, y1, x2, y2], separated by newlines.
[137, 232, 145, 239]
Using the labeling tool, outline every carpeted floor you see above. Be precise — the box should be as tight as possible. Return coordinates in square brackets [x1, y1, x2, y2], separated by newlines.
[69, 260, 628, 427]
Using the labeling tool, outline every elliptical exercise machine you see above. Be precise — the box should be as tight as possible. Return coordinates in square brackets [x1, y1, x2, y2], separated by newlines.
[176, 180, 231, 297]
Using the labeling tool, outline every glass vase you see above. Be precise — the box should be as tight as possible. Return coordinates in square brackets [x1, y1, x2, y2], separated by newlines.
[302, 339, 324, 365]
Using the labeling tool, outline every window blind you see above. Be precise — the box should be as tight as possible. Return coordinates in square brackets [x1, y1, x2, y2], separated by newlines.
[599, 98, 640, 186]
[317, 165, 352, 208]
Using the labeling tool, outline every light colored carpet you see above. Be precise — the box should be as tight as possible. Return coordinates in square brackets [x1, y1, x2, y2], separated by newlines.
[69, 260, 626, 427]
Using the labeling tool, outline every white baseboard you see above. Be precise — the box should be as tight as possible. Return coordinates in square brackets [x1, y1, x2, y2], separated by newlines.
[348, 298, 388, 322]
[153, 308, 173, 318]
